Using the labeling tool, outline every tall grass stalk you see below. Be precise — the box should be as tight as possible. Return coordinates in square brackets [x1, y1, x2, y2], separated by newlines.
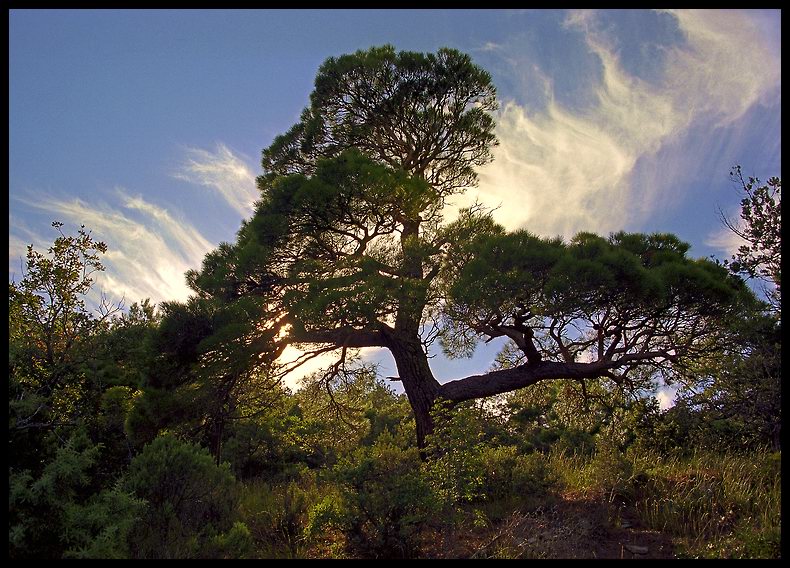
[547, 447, 780, 558]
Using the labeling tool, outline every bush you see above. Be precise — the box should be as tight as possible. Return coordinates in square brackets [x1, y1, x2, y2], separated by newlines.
[588, 442, 634, 502]
[512, 451, 557, 497]
[9, 432, 144, 559]
[122, 435, 252, 558]
[239, 475, 319, 558]
[61, 486, 146, 558]
[335, 432, 438, 558]
[423, 402, 487, 505]
[479, 445, 520, 500]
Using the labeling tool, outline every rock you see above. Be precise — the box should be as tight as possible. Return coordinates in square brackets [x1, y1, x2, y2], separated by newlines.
[624, 544, 649, 555]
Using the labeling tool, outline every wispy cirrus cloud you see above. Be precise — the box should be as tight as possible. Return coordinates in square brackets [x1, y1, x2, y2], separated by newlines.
[458, 9, 780, 239]
[10, 143, 261, 307]
[173, 143, 259, 219]
[12, 188, 215, 305]
[8, 144, 336, 390]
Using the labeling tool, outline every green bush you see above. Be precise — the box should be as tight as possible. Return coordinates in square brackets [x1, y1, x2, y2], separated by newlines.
[588, 442, 634, 502]
[9, 432, 144, 559]
[335, 432, 438, 558]
[61, 486, 146, 558]
[122, 435, 252, 558]
[305, 493, 345, 540]
[200, 521, 255, 559]
[479, 445, 520, 500]
[478, 446, 556, 502]
[512, 451, 557, 497]
[423, 402, 487, 504]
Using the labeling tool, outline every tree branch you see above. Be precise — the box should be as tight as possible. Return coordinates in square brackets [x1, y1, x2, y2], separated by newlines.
[439, 346, 680, 403]
[439, 360, 613, 403]
[289, 324, 391, 348]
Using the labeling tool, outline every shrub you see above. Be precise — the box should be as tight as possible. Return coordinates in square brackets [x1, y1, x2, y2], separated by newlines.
[588, 441, 634, 502]
[335, 432, 438, 558]
[9, 432, 144, 559]
[512, 451, 557, 497]
[423, 402, 487, 505]
[479, 446, 556, 502]
[122, 435, 252, 558]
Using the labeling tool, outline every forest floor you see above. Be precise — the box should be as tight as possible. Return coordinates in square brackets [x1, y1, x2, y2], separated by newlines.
[423, 491, 678, 559]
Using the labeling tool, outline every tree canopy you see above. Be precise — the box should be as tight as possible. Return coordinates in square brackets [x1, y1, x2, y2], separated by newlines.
[181, 45, 759, 449]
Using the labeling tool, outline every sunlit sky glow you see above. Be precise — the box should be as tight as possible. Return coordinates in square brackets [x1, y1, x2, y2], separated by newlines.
[9, 9, 781, 393]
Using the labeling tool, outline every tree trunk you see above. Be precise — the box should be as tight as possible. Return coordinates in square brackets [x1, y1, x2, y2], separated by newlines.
[390, 215, 442, 452]
[388, 334, 440, 452]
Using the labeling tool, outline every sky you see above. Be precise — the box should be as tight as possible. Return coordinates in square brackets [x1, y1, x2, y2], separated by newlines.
[9, 9, 781, 406]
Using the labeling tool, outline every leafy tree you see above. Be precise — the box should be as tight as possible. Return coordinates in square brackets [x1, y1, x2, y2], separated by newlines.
[9, 222, 124, 475]
[126, 296, 284, 463]
[720, 166, 781, 313]
[675, 166, 783, 451]
[89, 299, 160, 389]
[674, 311, 781, 451]
[184, 45, 756, 450]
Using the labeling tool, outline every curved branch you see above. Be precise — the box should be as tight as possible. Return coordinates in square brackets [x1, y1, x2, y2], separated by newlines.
[438, 348, 678, 403]
[439, 360, 613, 403]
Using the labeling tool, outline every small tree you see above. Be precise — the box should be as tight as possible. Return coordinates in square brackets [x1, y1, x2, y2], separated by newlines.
[720, 166, 781, 313]
[9, 222, 123, 470]
[122, 435, 252, 559]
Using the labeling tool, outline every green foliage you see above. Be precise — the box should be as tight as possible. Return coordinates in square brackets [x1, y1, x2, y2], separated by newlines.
[88, 299, 160, 389]
[478, 445, 557, 502]
[262, 45, 498, 196]
[334, 432, 439, 558]
[423, 402, 488, 504]
[722, 166, 781, 311]
[60, 485, 146, 559]
[121, 435, 250, 558]
[221, 407, 305, 480]
[9, 222, 124, 472]
[305, 493, 345, 542]
[127, 295, 283, 459]
[632, 450, 781, 559]
[238, 476, 320, 558]
[447, 228, 749, 345]
[680, 312, 780, 451]
[9, 432, 144, 559]
[588, 441, 635, 502]
[200, 521, 256, 559]
[293, 369, 415, 466]
[93, 385, 140, 480]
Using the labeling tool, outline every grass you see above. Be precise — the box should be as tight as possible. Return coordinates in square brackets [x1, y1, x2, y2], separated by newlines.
[232, 447, 780, 558]
[547, 447, 781, 559]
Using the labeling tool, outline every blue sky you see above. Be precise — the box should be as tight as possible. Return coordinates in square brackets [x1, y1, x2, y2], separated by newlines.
[9, 9, 781, 402]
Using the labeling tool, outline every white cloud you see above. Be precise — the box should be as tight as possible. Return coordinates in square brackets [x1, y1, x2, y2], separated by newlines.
[13, 189, 215, 305]
[173, 143, 259, 219]
[705, 209, 743, 261]
[10, 142, 262, 307]
[459, 9, 780, 240]
[657, 385, 678, 411]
